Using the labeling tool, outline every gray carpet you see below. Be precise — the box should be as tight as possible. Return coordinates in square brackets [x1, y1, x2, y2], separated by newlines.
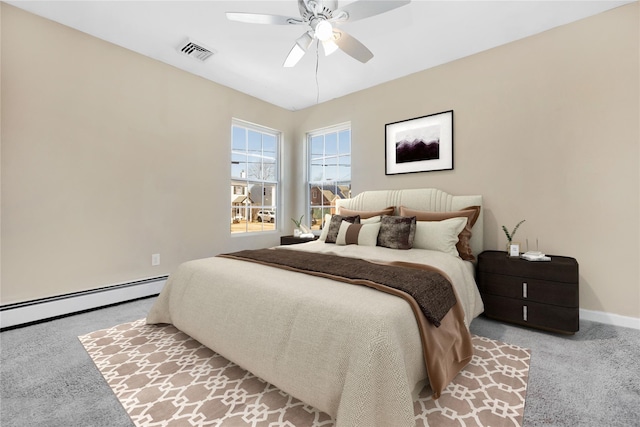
[1, 297, 639, 427]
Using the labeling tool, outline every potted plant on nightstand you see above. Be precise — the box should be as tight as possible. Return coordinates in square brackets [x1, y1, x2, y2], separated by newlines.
[502, 219, 525, 256]
[291, 215, 304, 237]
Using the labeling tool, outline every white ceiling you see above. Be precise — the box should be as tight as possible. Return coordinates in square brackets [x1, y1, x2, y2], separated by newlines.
[7, 0, 633, 111]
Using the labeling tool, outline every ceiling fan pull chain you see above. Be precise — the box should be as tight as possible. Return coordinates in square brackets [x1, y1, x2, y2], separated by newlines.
[315, 39, 321, 105]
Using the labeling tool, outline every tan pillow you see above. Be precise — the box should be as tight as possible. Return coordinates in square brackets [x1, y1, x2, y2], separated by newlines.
[399, 205, 481, 261]
[338, 206, 395, 219]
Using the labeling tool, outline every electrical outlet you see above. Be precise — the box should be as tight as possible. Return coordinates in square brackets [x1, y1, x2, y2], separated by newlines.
[151, 253, 160, 266]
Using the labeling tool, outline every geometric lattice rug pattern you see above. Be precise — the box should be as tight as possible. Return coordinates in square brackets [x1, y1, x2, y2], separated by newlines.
[79, 319, 530, 427]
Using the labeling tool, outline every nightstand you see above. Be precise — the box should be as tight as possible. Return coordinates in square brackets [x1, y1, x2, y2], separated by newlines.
[280, 235, 318, 245]
[476, 250, 579, 334]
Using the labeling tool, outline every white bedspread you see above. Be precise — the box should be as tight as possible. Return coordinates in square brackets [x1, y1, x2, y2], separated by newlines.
[147, 242, 483, 427]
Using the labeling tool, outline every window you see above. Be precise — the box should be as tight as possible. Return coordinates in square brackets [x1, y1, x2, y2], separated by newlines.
[307, 124, 351, 230]
[231, 120, 280, 234]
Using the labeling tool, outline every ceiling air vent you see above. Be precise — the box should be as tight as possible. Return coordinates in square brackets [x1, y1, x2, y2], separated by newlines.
[178, 38, 215, 62]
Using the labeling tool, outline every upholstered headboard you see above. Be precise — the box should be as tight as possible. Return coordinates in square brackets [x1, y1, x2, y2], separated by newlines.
[336, 188, 484, 257]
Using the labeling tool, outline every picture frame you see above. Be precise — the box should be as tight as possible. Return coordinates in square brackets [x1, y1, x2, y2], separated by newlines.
[385, 110, 454, 175]
[509, 243, 521, 257]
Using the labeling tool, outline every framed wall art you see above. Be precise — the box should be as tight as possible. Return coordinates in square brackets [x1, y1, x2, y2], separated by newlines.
[385, 110, 454, 175]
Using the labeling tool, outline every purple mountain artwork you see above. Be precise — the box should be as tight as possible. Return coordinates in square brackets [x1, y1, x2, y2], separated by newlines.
[395, 138, 439, 163]
[395, 124, 441, 164]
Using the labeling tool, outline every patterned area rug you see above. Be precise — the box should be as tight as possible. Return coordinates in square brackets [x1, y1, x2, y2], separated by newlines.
[79, 319, 530, 427]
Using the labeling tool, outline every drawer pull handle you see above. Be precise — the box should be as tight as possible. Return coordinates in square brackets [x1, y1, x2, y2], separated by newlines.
[523, 282, 528, 298]
[523, 305, 528, 321]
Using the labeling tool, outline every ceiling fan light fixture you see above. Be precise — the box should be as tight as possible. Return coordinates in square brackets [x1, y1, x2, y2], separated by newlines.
[284, 32, 313, 67]
[283, 44, 306, 67]
[296, 31, 314, 50]
[322, 39, 339, 56]
[315, 20, 333, 41]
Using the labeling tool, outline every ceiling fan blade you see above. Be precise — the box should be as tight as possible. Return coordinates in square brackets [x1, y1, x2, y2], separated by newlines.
[333, 0, 411, 23]
[333, 29, 373, 63]
[283, 32, 314, 67]
[226, 12, 304, 25]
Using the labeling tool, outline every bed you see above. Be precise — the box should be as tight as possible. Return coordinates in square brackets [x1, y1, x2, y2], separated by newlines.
[147, 188, 484, 427]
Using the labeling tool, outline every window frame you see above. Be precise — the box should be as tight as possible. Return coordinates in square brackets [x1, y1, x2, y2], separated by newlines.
[230, 118, 281, 235]
[306, 122, 352, 231]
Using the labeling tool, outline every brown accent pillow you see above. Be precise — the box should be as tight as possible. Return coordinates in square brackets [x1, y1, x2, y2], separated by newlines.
[336, 221, 382, 246]
[399, 205, 481, 261]
[377, 216, 417, 250]
[344, 223, 364, 245]
[338, 206, 395, 219]
[325, 215, 360, 244]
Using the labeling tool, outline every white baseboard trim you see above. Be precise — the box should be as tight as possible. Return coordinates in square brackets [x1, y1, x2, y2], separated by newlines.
[580, 308, 640, 330]
[2, 279, 637, 331]
[0, 276, 167, 330]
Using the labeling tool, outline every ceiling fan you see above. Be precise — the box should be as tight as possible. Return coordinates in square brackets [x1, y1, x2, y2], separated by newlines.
[226, 0, 411, 67]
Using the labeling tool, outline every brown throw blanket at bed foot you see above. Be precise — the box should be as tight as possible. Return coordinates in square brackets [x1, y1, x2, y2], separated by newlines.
[220, 248, 456, 326]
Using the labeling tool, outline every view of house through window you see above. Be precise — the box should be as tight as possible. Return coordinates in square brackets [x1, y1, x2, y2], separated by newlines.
[231, 120, 280, 233]
[307, 124, 351, 230]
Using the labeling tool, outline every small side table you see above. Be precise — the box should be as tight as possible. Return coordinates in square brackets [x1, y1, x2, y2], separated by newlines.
[280, 235, 318, 246]
[476, 250, 579, 334]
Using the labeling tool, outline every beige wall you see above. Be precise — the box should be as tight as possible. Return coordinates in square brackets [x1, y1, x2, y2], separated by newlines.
[1, 4, 294, 303]
[2, 3, 639, 321]
[293, 3, 639, 319]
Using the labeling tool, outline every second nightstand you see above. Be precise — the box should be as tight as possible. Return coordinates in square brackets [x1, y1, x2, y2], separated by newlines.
[477, 250, 579, 334]
[280, 235, 318, 245]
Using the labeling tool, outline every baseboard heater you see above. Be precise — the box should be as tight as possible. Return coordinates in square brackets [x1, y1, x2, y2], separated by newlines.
[0, 276, 167, 330]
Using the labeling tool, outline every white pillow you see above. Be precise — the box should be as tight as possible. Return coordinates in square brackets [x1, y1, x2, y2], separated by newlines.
[318, 213, 333, 242]
[361, 215, 382, 224]
[413, 217, 468, 257]
[336, 220, 381, 246]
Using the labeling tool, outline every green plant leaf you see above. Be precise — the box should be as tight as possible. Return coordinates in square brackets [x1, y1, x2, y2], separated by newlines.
[502, 220, 525, 241]
[291, 215, 304, 227]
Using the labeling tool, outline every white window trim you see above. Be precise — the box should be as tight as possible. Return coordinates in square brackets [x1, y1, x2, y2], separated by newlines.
[306, 122, 351, 229]
[231, 118, 281, 235]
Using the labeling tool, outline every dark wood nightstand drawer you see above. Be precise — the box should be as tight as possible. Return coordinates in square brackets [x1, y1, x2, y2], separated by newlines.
[477, 271, 578, 307]
[482, 294, 579, 333]
[477, 251, 578, 283]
